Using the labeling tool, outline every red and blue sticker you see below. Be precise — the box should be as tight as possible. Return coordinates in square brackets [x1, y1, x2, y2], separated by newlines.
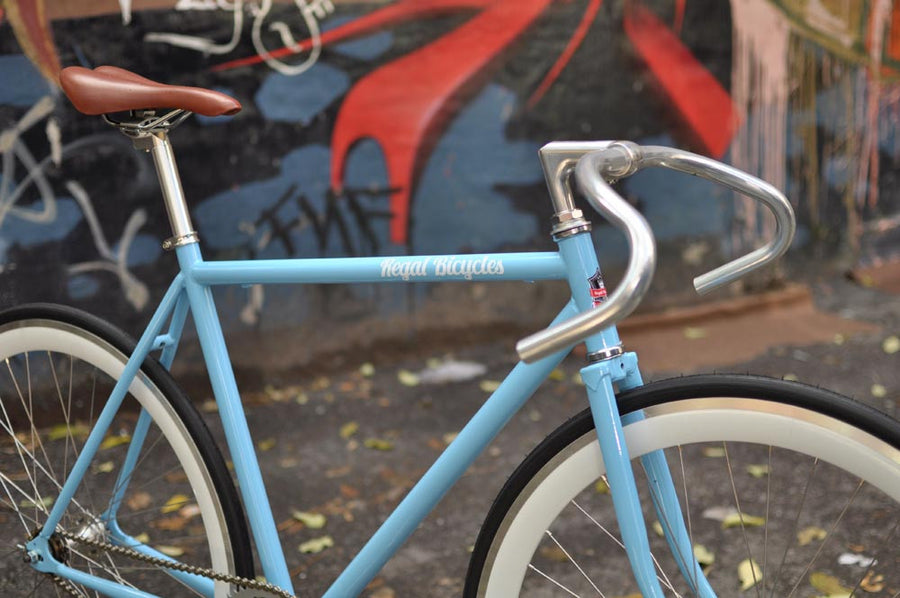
[588, 268, 608, 307]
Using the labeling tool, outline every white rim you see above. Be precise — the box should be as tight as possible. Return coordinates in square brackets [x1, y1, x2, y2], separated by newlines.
[482, 397, 900, 596]
[0, 321, 234, 597]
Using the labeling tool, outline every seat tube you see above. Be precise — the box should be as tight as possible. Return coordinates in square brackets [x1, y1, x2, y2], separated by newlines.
[176, 240, 293, 592]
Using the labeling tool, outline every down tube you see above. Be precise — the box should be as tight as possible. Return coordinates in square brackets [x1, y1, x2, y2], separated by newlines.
[324, 301, 581, 598]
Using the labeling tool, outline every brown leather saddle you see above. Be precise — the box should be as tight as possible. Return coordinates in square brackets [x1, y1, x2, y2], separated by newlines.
[59, 66, 241, 117]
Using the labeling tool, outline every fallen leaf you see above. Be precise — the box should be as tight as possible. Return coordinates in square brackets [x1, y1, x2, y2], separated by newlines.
[161, 494, 190, 514]
[860, 570, 885, 592]
[132, 532, 150, 544]
[100, 434, 131, 450]
[871, 384, 887, 398]
[442, 432, 458, 445]
[19, 496, 54, 510]
[882, 336, 900, 354]
[48, 423, 90, 442]
[702, 446, 726, 458]
[746, 464, 769, 478]
[702, 506, 738, 521]
[479, 380, 501, 393]
[651, 521, 664, 537]
[339, 484, 359, 498]
[126, 492, 152, 511]
[693, 544, 714, 567]
[292, 511, 327, 529]
[153, 516, 188, 531]
[201, 400, 218, 413]
[548, 368, 566, 382]
[370, 587, 396, 598]
[397, 370, 420, 386]
[782, 373, 799, 382]
[364, 438, 394, 451]
[325, 465, 351, 478]
[359, 363, 375, 377]
[339, 421, 359, 439]
[257, 438, 277, 451]
[94, 461, 115, 474]
[298, 535, 333, 554]
[809, 571, 851, 596]
[538, 545, 568, 562]
[594, 479, 610, 494]
[796, 526, 827, 546]
[155, 545, 185, 557]
[571, 373, 584, 386]
[179, 504, 201, 519]
[722, 512, 765, 529]
[737, 558, 762, 591]
[683, 326, 707, 340]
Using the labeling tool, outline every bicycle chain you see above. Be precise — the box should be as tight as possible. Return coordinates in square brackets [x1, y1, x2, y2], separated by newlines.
[49, 530, 295, 598]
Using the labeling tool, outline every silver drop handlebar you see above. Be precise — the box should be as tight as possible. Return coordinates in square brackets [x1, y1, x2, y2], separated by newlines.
[516, 141, 796, 363]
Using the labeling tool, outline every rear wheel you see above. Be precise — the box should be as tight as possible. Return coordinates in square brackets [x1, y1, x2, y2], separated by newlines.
[0, 305, 253, 597]
[467, 375, 900, 596]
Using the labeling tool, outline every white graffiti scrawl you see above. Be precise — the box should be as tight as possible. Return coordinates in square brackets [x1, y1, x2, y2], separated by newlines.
[145, 0, 335, 76]
[0, 97, 151, 310]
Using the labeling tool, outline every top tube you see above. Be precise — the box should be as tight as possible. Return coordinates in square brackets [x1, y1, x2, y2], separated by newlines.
[186, 252, 568, 286]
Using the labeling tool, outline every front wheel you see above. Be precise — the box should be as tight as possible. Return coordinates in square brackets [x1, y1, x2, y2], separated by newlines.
[467, 375, 900, 597]
[0, 305, 253, 597]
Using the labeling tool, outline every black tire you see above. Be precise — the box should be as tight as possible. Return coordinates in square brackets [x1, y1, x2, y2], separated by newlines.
[466, 374, 900, 597]
[0, 304, 253, 596]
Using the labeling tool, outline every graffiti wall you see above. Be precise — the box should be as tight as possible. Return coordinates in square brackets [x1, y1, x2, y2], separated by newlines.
[0, 0, 898, 355]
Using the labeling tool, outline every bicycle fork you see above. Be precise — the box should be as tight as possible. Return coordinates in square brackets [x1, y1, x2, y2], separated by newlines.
[583, 353, 714, 597]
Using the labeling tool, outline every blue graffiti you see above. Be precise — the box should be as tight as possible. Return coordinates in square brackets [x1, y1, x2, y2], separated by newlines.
[0, 194, 82, 261]
[325, 16, 393, 61]
[412, 84, 541, 253]
[254, 64, 349, 124]
[0, 55, 52, 107]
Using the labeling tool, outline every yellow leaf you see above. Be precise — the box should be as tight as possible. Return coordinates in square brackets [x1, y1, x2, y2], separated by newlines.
[397, 370, 419, 386]
[737, 558, 762, 591]
[479, 380, 501, 393]
[364, 438, 394, 451]
[257, 438, 277, 451]
[547, 368, 566, 382]
[594, 479, 610, 494]
[693, 544, 715, 566]
[442, 432, 458, 445]
[782, 373, 799, 382]
[797, 526, 827, 546]
[359, 362, 375, 377]
[162, 494, 190, 514]
[882, 336, 900, 354]
[571, 373, 584, 386]
[94, 461, 115, 474]
[683, 326, 707, 340]
[651, 521, 664, 537]
[722, 512, 765, 529]
[19, 496, 54, 509]
[100, 434, 131, 450]
[298, 535, 333, 554]
[48, 423, 90, 442]
[809, 571, 851, 596]
[155, 545, 185, 557]
[339, 421, 359, 439]
[132, 532, 150, 544]
[746, 464, 769, 478]
[292, 510, 326, 529]
[871, 384, 887, 398]
[702, 446, 726, 458]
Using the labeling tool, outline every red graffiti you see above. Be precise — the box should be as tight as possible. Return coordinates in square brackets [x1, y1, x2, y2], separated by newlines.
[623, 2, 738, 157]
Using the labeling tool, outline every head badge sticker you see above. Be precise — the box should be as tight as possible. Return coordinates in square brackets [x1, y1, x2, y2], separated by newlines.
[588, 268, 608, 307]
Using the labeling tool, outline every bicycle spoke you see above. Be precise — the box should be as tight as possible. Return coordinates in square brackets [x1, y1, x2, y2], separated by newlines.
[768, 458, 818, 598]
[543, 529, 605, 597]
[723, 442, 762, 598]
[527, 563, 582, 597]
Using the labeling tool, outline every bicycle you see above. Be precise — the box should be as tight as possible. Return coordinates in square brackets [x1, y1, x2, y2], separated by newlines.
[0, 65, 898, 597]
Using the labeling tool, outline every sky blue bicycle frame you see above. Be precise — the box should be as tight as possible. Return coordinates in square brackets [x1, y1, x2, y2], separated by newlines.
[24, 133, 714, 597]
